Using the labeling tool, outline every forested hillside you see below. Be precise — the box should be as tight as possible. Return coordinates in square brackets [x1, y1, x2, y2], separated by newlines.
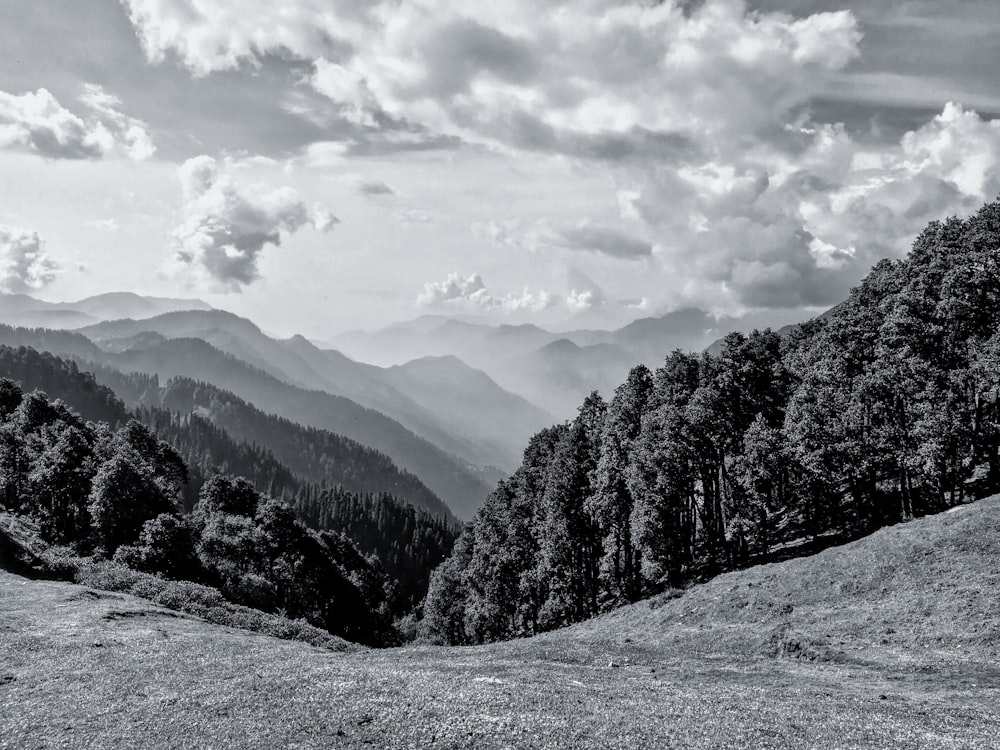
[0, 325, 492, 517]
[422, 199, 1000, 645]
[0, 348, 457, 629]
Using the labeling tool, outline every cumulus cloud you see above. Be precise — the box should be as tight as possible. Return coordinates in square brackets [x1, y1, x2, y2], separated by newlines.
[625, 102, 1000, 310]
[120, 0, 372, 76]
[417, 272, 558, 313]
[123, 1, 860, 157]
[417, 272, 488, 307]
[566, 289, 602, 313]
[122, 1, 1000, 316]
[0, 86, 154, 160]
[565, 268, 606, 313]
[170, 156, 336, 292]
[0, 226, 59, 293]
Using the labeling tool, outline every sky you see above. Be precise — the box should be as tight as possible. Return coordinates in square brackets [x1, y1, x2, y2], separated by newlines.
[0, 0, 998, 339]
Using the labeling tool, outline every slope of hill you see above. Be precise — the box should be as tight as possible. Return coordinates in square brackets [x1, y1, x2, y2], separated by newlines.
[157, 376, 451, 519]
[2, 497, 997, 748]
[80, 311, 546, 472]
[496, 339, 635, 417]
[382, 355, 555, 470]
[100, 338, 490, 518]
[0, 357, 457, 626]
[0, 325, 491, 518]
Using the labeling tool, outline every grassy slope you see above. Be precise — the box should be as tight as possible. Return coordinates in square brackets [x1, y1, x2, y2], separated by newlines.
[3, 499, 1000, 748]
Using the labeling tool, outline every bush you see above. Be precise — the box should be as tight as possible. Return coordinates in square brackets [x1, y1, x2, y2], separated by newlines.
[62, 558, 353, 651]
[112, 514, 202, 581]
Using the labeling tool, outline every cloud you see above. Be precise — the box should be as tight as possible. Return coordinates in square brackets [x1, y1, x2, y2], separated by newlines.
[565, 268, 606, 312]
[566, 289, 602, 313]
[85, 218, 121, 232]
[624, 102, 1000, 310]
[310, 59, 381, 127]
[0, 86, 154, 160]
[417, 272, 557, 313]
[358, 180, 395, 196]
[417, 272, 488, 306]
[170, 156, 336, 292]
[120, 0, 371, 76]
[553, 225, 653, 261]
[77, 84, 156, 160]
[122, 1, 1000, 317]
[625, 296, 652, 311]
[471, 218, 521, 247]
[0, 226, 59, 293]
[122, 1, 860, 155]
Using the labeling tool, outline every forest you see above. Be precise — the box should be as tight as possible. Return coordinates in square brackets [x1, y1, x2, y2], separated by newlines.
[421, 199, 1000, 645]
[0, 348, 456, 644]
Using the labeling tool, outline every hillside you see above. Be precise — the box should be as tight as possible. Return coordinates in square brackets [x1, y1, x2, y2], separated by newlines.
[0, 325, 491, 518]
[382, 355, 555, 470]
[79, 311, 549, 472]
[157, 376, 451, 519]
[102, 338, 491, 518]
[2, 497, 998, 748]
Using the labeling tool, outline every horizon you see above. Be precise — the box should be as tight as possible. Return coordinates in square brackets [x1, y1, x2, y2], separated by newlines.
[1, 0, 998, 340]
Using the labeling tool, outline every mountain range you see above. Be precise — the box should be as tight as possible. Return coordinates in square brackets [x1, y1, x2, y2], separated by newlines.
[333, 307, 803, 417]
[0, 290, 807, 517]
[0, 291, 212, 330]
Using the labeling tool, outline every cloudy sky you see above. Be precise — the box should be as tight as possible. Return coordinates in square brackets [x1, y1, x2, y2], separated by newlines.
[0, 0, 998, 338]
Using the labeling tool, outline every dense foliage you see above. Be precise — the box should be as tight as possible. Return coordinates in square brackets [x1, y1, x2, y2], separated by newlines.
[0, 379, 397, 643]
[422, 199, 1000, 645]
[157, 376, 451, 518]
[0, 348, 459, 642]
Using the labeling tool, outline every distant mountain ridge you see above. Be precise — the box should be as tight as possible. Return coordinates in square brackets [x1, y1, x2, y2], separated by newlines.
[332, 308, 805, 418]
[78, 309, 554, 472]
[0, 291, 212, 329]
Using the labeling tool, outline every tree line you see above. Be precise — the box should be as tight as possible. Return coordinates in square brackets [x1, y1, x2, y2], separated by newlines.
[421, 198, 1000, 645]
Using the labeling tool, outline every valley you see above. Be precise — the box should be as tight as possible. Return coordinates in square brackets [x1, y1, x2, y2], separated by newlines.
[2, 3, 997, 747]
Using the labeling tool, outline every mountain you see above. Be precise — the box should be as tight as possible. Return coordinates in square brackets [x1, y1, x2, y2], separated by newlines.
[156, 376, 450, 518]
[101, 337, 492, 518]
[0, 346, 458, 614]
[704, 304, 845, 355]
[0, 291, 211, 329]
[62, 292, 213, 321]
[0, 322, 494, 517]
[80, 310, 551, 472]
[3, 495, 997, 748]
[331, 308, 808, 418]
[492, 339, 635, 417]
[381, 355, 555, 470]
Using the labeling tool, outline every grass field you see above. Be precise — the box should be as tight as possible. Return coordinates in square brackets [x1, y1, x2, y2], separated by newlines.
[3, 498, 1000, 748]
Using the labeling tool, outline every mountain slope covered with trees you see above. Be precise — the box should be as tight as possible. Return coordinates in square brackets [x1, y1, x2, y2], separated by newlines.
[423, 198, 1000, 644]
[0, 348, 457, 629]
[0, 327, 492, 518]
